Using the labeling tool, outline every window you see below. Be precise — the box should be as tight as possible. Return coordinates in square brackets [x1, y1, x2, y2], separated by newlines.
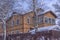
[16, 30, 20, 34]
[11, 21, 14, 26]
[45, 17, 49, 23]
[38, 16, 43, 24]
[51, 19, 55, 25]
[32, 16, 36, 26]
[27, 19, 30, 23]
[49, 18, 51, 24]
[30, 28, 34, 30]
[27, 17, 30, 24]
[16, 19, 20, 25]
[44, 16, 55, 25]
[33, 16, 36, 23]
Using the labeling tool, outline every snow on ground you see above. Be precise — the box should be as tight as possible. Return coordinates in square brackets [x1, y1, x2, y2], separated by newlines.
[29, 25, 60, 34]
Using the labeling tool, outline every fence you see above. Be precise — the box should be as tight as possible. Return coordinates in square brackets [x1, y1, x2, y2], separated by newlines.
[1, 30, 60, 40]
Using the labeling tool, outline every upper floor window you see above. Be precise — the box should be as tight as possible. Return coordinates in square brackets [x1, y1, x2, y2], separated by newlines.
[32, 16, 36, 24]
[11, 21, 14, 26]
[51, 18, 55, 25]
[44, 16, 55, 25]
[27, 19, 30, 23]
[49, 18, 51, 24]
[27, 17, 30, 24]
[16, 19, 20, 25]
[45, 17, 49, 23]
[38, 16, 43, 24]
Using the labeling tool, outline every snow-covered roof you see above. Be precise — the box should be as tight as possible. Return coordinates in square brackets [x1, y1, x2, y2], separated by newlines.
[38, 9, 57, 18]
[29, 25, 60, 34]
[5, 8, 57, 21]
[5, 12, 21, 21]
[38, 9, 51, 15]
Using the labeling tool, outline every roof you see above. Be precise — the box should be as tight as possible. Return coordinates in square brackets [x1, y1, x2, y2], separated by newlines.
[38, 9, 57, 18]
[5, 8, 57, 21]
[29, 25, 60, 34]
[6, 12, 23, 21]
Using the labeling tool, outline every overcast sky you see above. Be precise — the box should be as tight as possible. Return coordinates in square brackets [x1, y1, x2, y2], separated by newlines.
[0, 0, 59, 19]
[13, 0, 57, 12]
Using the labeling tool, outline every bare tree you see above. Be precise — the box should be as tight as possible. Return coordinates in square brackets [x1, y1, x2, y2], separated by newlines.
[32, 0, 45, 32]
[0, 0, 14, 40]
[52, 0, 60, 26]
[0, 0, 14, 18]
